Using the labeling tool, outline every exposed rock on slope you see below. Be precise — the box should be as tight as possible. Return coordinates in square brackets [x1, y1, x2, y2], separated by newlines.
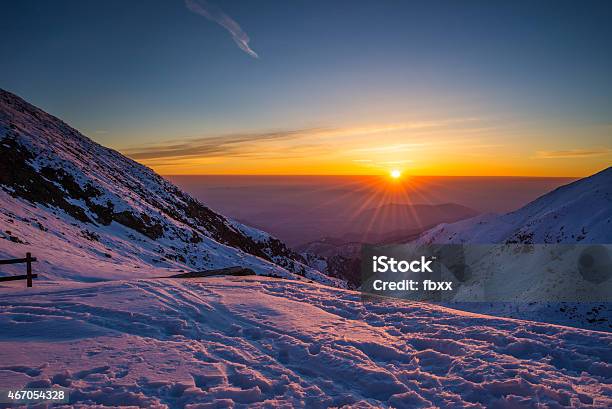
[0, 89, 341, 286]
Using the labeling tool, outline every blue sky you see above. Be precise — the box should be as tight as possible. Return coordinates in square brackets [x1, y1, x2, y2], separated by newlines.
[1, 0, 611, 175]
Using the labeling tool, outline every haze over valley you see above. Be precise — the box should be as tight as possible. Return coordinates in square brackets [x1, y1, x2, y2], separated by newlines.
[168, 175, 574, 247]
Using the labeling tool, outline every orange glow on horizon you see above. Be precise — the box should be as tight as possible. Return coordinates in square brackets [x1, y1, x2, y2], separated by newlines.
[119, 118, 611, 178]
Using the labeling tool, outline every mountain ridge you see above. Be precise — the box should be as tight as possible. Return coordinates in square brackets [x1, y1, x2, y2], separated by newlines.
[416, 166, 612, 245]
[0, 88, 342, 286]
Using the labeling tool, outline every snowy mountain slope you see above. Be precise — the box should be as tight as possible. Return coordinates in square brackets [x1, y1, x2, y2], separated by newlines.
[0, 89, 341, 286]
[413, 168, 612, 331]
[0, 276, 610, 408]
[417, 167, 612, 245]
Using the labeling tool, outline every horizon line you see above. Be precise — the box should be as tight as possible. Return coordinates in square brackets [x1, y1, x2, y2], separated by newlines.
[160, 173, 582, 178]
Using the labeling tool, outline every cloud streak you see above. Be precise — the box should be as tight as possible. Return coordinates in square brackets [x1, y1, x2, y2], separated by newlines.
[535, 148, 612, 159]
[122, 122, 449, 162]
[185, 0, 259, 58]
[125, 129, 309, 160]
[123, 119, 488, 165]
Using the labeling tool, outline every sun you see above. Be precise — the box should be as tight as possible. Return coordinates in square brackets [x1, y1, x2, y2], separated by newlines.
[390, 169, 402, 179]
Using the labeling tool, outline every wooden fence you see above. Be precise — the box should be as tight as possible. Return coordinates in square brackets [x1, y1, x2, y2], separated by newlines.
[0, 253, 37, 287]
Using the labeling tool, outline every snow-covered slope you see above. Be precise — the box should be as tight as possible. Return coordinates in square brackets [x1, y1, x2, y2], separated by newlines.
[414, 168, 612, 331]
[0, 89, 341, 286]
[417, 167, 612, 245]
[0, 276, 610, 408]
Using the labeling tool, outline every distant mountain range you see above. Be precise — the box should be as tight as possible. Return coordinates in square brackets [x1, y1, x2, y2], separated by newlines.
[348, 202, 479, 242]
[251, 202, 479, 251]
[0, 89, 340, 286]
[296, 203, 478, 253]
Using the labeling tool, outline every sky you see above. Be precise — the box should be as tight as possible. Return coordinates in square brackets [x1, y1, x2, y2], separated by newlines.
[1, 0, 611, 176]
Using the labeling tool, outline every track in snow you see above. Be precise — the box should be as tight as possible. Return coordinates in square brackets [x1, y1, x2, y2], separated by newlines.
[0, 276, 610, 408]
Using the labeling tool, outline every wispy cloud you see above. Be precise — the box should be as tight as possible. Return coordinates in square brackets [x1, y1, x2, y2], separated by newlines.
[185, 0, 259, 58]
[123, 124, 423, 162]
[125, 129, 312, 160]
[123, 119, 486, 164]
[535, 148, 612, 159]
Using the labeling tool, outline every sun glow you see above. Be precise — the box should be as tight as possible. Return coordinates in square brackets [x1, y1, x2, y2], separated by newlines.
[390, 169, 402, 179]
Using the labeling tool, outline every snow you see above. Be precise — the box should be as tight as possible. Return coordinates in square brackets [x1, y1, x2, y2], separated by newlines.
[0, 276, 610, 408]
[411, 168, 612, 332]
[0, 189, 289, 282]
[416, 167, 612, 245]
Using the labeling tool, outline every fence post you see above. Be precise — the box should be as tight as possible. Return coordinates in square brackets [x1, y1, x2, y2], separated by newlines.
[26, 252, 32, 288]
